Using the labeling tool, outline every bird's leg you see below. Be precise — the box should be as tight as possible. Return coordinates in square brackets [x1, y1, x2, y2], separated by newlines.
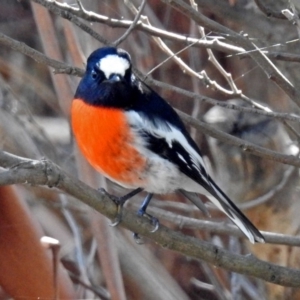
[100, 187, 143, 226]
[133, 193, 159, 240]
[138, 193, 159, 231]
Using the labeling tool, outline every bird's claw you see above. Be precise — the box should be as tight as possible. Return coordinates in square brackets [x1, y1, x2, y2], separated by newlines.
[110, 200, 125, 227]
[99, 188, 159, 236]
[99, 188, 120, 204]
[150, 218, 160, 233]
[109, 211, 122, 227]
[133, 212, 159, 243]
[99, 188, 125, 227]
[137, 209, 160, 233]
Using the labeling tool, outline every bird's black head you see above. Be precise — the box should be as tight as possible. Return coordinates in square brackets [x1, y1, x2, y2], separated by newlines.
[75, 47, 137, 108]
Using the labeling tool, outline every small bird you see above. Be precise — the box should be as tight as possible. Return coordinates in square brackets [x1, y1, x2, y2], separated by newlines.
[71, 47, 265, 244]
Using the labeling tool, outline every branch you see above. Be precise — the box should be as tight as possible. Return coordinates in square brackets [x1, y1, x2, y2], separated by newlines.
[160, 0, 300, 107]
[238, 165, 295, 210]
[253, 0, 287, 19]
[113, 0, 147, 46]
[148, 78, 300, 124]
[141, 205, 300, 247]
[30, 0, 110, 46]
[0, 32, 83, 76]
[30, 0, 245, 54]
[150, 77, 300, 144]
[176, 109, 300, 167]
[28, 0, 300, 64]
[263, 51, 300, 63]
[190, 0, 241, 95]
[282, 5, 300, 40]
[31, 0, 298, 100]
[0, 150, 300, 287]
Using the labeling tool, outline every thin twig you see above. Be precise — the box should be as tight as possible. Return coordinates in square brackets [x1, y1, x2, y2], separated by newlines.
[29, 0, 300, 63]
[282, 4, 300, 40]
[238, 166, 295, 210]
[126, 3, 213, 90]
[230, 237, 243, 300]
[142, 205, 300, 247]
[253, 0, 287, 19]
[31, 0, 110, 46]
[149, 78, 300, 124]
[114, 0, 147, 46]
[69, 273, 110, 299]
[0, 32, 83, 76]
[60, 194, 94, 296]
[198, 263, 230, 300]
[176, 109, 300, 167]
[146, 39, 202, 76]
[30, 0, 246, 54]
[160, 0, 300, 107]
[267, 51, 300, 63]
[132, 2, 238, 95]
[75, 0, 85, 12]
[190, 0, 241, 95]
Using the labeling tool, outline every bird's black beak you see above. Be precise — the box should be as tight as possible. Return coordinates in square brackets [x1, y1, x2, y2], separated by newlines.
[109, 74, 122, 82]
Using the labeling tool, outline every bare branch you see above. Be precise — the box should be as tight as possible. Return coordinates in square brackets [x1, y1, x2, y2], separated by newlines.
[176, 109, 300, 167]
[266, 51, 300, 63]
[238, 166, 296, 210]
[30, 0, 245, 54]
[27, 0, 300, 64]
[114, 0, 147, 46]
[148, 78, 300, 124]
[68, 273, 110, 299]
[190, 0, 241, 95]
[282, 4, 300, 40]
[1, 150, 300, 286]
[159, 0, 300, 107]
[30, 0, 110, 45]
[0, 32, 83, 76]
[253, 0, 287, 19]
[143, 205, 300, 247]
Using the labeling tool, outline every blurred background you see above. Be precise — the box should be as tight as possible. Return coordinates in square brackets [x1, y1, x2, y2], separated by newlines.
[0, 0, 300, 299]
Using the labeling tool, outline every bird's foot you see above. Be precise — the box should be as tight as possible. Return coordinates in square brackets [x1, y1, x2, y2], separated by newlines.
[133, 211, 159, 244]
[99, 188, 120, 203]
[99, 188, 125, 226]
[137, 208, 160, 233]
[99, 187, 143, 227]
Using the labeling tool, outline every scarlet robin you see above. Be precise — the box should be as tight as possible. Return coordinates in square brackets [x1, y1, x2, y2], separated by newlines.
[72, 47, 265, 243]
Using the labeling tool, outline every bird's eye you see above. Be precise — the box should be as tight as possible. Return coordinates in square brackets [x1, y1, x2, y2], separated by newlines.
[91, 69, 98, 79]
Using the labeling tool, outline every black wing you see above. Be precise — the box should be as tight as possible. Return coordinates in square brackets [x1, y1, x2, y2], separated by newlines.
[128, 82, 265, 243]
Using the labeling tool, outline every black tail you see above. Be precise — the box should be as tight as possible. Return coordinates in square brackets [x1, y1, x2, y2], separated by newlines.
[200, 177, 265, 244]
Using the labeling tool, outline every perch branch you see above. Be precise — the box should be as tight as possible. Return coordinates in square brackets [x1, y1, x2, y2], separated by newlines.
[0, 150, 300, 287]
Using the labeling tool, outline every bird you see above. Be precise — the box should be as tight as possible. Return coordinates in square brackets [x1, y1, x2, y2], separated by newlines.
[71, 46, 265, 244]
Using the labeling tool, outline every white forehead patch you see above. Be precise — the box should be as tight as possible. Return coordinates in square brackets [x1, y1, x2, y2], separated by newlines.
[98, 55, 130, 79]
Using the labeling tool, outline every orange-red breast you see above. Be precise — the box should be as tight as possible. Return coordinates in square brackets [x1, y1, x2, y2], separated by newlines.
[71, 47, 264, 243]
